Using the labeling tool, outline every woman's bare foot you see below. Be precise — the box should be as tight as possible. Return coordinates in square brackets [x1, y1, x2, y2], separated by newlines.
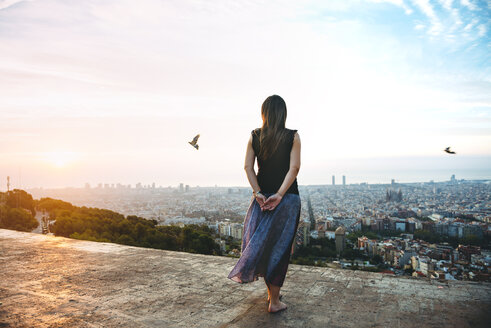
[268, 300, 287, 313]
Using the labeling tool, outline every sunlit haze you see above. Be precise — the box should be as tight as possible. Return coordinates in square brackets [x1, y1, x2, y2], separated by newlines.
[0, 0, 490, 189]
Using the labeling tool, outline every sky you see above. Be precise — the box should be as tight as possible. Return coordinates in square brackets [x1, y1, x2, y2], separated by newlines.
[0, 0, 490, 189]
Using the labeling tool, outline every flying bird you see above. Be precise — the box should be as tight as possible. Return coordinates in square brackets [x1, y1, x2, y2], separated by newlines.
[444, 147, 456, 154]
[189, 134, 200, 150]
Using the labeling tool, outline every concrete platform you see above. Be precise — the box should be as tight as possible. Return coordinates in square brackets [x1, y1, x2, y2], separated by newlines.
[0, 229, 490, 328]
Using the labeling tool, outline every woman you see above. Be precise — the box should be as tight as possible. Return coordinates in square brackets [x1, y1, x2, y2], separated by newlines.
[227, 94, 301, 313]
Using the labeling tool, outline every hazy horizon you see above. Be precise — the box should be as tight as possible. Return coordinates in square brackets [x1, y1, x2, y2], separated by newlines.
[3, 155, 490, 190]
[1, 0, 490, 189]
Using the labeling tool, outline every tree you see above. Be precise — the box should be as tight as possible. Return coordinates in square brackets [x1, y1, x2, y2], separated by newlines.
[117, 234, 135, 246]
[371, 254, 383, 265]
[5, 190, 35, 216]
[0, 206, 38, 232]
[37, 197, 74, 212]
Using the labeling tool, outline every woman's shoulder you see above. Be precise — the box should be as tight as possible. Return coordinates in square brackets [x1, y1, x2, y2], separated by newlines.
[286, 128, 298, 137]
[251, 128, 261, 136]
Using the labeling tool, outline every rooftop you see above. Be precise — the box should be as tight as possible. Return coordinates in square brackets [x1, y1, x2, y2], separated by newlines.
[0, 229, 490, 328]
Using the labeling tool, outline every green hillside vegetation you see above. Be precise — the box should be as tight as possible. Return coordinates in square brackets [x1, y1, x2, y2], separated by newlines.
[0, 190, 220, 256]
[0, 190, 38, 231]
[36, 198, 220, 255]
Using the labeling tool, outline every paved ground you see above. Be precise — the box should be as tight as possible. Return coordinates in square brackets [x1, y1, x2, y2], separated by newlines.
[0, 229, 490, 328]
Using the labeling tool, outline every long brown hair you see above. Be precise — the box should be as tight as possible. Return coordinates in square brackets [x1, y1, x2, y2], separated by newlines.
[257, 95, 290, 160]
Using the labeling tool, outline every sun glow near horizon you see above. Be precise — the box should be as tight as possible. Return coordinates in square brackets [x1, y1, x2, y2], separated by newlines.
[43, 151, 80, 168]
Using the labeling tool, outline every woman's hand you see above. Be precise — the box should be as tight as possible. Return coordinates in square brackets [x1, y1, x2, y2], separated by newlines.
[262, 193, 283, 211]
[255, 193, 267, 210]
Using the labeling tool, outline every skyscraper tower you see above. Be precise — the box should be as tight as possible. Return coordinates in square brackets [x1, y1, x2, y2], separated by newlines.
[332, 175, 335, 186]
[342, 175, 346, 186]
[6, 176, 10, 192]
[335, 226, 346, 255]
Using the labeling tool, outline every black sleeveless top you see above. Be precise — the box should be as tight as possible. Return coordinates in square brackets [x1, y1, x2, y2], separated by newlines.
[251, 128, 299, 195]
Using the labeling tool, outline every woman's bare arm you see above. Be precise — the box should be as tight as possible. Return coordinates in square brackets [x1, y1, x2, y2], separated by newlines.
[244, 134, 261, 193]
[244, 134, 268, 209]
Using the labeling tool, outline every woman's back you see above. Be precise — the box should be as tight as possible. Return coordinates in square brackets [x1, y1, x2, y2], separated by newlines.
[251, 128, 299, 195]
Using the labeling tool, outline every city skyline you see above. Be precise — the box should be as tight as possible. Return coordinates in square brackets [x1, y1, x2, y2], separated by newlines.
[1, 0, 490, 188]
[1, 172, 489, 192]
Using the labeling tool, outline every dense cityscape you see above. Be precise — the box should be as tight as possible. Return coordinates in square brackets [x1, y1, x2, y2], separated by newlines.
[23, 175, 491, 282]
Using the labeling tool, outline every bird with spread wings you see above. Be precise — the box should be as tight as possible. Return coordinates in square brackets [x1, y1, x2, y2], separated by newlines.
[444, 147, 456, 154]
[189, 134, 200, 150]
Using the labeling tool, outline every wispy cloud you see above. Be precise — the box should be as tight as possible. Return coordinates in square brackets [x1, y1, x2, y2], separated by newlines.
[369, 0, 414, 14]
[477, 24, 487, 37]
[411, 0, 443, 35]
[405, 0, 490, 43]
[464, 18, 478, 31]
[438, 0, 453, 10]
[438, 0, 464, 33]
[460, 0, 477, 11]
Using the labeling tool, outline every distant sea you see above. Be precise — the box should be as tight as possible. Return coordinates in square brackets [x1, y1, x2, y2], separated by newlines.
[299, 155, 491, 185]
[329, 170, 490, 185]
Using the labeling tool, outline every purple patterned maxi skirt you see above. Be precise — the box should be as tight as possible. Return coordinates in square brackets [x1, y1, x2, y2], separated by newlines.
[227, 192, 301, 287]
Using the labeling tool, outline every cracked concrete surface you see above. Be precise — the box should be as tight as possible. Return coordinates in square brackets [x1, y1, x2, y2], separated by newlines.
[0, 229, 490, 328]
